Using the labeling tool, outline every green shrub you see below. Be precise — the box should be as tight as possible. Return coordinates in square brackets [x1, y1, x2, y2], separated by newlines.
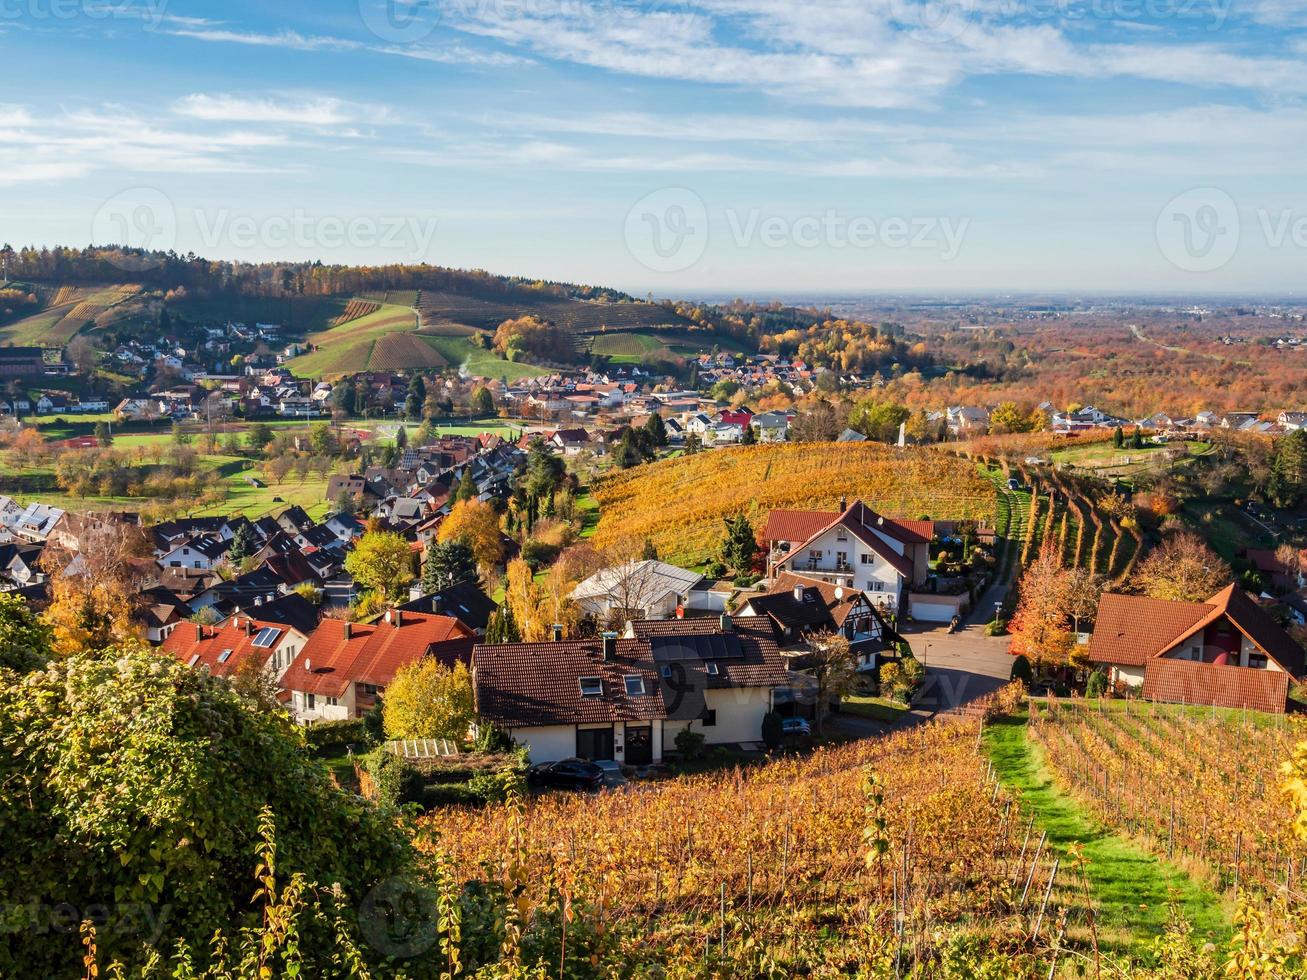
[900, 654, 925, 689]
[303, 717, 371, 754]
[1086, 668, 1108, 699]
[363, 749, 422, 808]
[985, 618, 1008, 637]
[475, 720, 516, 753]
[1010, 654, 1032, 684]
[420, 782, 482, 808]
[674, 725, 706, 761]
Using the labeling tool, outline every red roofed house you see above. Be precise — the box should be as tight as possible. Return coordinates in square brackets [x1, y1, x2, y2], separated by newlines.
[162, 616, 309, 682]
[763, 498, 933, 615]
[472, 616, 788, 764]
[280, 608, 475, 723]
[1087, 585, 1306, 714]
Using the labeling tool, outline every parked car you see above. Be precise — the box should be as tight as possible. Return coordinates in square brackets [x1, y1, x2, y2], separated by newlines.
[781, 718, 811, 737]
[526, 758, 605, 791]
[592, 759, 628, 789]
[1006, 478, 1022, 491]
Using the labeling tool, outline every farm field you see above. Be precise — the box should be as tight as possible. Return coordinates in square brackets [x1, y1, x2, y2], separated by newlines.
[286, 302, 419, 376]
[420, 334, 552, 380]
[0, 284, 141, 346]
[588, 329, 663, 360]
[423, 700, 1080, 973]
[1049, 440, 1212, 485]
[417, 290, 682, 334]
[593, 443, 996, 565]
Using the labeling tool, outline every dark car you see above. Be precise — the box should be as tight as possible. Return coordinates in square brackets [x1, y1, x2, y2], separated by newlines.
[526, 758, 605, 791]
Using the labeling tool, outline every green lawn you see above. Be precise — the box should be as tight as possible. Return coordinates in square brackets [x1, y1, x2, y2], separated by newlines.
[985, 714, 1228, 957]
[574, 486, 600, 539]
[838, 694, 908, 723]
[421, 335, 553, 381]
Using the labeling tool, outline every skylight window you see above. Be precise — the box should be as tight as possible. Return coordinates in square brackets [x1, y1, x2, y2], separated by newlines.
[705, 662, 720, 676]
[188, 654, 201, 667]
[579, 676, 603, 697]
[217, 649, 233, 664]
[624, 675, 645, 697]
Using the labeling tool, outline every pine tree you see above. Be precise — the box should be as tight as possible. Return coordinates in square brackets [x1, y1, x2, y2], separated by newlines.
[721, 514, 759, 577]
[643, 411, 668, 447]
[1112, 425, 1124, 448]
[485, 604, 521, 643]
[455, 471, 478, 502]
[421, 538, 480, 593]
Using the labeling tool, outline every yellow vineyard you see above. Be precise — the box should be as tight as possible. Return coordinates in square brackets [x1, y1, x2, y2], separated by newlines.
[593, 443, 995, 564]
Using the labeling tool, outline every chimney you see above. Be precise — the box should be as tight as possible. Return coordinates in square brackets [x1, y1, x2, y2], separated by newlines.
[195, 623, 203, 642]
[552, 623, 564, 642]
[394, 608, 403, 627]
[244, 619, 253, 635]
[719, 614, 733, 632]
[839, 495, 847, 511]
[343, 622, 352, 640]
[431, 595, 442, 615]
[793, 584, 805, 602]
[601, 632, 617, 660]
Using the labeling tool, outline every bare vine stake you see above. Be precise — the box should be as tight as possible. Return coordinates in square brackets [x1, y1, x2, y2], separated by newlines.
[1168, 801, 1175, 861]
[1021, 831, 1048, 908]
[1015, 817, 1035, 882]
[1032, 858, 1060, 941]
[747, 851, 753, 912]
[720, 881, 726, 953]
[1235, 833, 1242, 893]
[1046, 909, 1069, 980]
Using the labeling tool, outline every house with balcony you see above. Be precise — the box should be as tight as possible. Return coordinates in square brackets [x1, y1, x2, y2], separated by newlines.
[763, 499, 932, 614]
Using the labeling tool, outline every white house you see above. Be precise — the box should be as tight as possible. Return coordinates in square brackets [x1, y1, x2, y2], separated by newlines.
[763, 499, 932, 614]
[472, 617, 788, 764]
[571, 560, 721, 623]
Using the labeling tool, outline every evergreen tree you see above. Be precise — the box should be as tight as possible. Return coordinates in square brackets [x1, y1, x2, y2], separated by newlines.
[721, 514, 759, 576]
[741, 422, 757, 445]
[228, 522, 259, 564]
[643, 411, 668, 447]
[394, 424, 408, 450]
[641, 537, 658, 561]
[1112, 425, 1124, 448]
[93, 421, 112, 447]
[422, 539, 480, 592]
[485, 604, 521, 643]
[1269, 429, 1307, 508]
[471, 386, 495, 416]
[455, 470, 478, 502]
[404, 392, 421, 420]
[410, 374, 426, 405]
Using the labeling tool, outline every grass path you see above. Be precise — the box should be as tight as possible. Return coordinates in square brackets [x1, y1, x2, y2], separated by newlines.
[985, 714, 1229, 956]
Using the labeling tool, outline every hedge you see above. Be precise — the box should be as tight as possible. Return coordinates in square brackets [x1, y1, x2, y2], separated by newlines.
[305, 718, 371, 754]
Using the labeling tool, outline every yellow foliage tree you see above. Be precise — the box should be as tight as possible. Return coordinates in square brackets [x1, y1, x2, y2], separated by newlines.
[437, 498, 504, 576]
[383, 659, 475, 741]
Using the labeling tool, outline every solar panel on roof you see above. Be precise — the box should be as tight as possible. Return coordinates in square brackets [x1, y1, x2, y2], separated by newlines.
[251, 627, 280, 648]
[649, 633, 744, 662]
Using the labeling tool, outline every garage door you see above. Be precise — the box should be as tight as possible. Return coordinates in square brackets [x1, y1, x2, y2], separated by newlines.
[911, 601, 956, 623]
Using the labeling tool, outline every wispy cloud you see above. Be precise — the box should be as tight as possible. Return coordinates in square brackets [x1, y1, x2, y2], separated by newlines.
[173, 93, 386, 125]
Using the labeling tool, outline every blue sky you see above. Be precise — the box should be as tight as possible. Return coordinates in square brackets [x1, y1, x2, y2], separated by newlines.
[3, 0, 1307, 295]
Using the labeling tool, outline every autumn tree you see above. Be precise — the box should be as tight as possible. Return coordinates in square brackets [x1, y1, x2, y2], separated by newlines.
[493, 315, 574, 363]
[344, 531, 415, 601]
[1133, 531, 1232, 602]
[503, 557, 552, 642]
[989, 402, 1044, 435]
[41, 519, 149, 656]
[849, 397, 910, 443]
[1007, 542, 1076, 669]
[807, 630, 856, 734]
[382, 659, 475, 741]
[437, 498, 504, 574]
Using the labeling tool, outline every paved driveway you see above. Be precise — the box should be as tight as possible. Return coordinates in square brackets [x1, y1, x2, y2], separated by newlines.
[903, 621, 1014, 715]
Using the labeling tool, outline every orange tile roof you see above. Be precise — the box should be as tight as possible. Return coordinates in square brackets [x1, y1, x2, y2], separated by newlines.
[1087, 594, 1211, 666]
[161, 617, 302, 678]
[1142, 658, 1290, 714]
[281, 611, 474, 699]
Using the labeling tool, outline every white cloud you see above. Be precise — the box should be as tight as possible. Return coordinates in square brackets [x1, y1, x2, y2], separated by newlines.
[173, 93, 384, 126]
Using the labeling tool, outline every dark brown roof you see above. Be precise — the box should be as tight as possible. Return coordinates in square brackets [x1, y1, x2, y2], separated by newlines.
[1142, 658, 1290, 714]
[474, 620, 788, 728]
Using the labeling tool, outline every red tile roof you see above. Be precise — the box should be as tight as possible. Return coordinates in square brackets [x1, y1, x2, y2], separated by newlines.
[161, 617, 303, 678]
[281, 610, 474, 699]
[1142, 658, 1290, 714]
[1089, 585, 1305, 675]
[1087, 594, 1211, 666]
[767, 501, 917, 581]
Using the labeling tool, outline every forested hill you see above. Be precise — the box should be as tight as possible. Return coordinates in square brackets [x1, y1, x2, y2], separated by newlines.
[0, 245, 636, 305]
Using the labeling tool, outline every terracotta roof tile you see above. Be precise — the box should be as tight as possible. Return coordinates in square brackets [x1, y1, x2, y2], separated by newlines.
[1142, 658, 1290, 714]
[1087, 594, 1212, 666]
[161, 617, 303, 678]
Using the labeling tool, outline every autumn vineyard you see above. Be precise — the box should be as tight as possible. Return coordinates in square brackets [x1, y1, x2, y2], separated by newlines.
[592, 443, 996, 565]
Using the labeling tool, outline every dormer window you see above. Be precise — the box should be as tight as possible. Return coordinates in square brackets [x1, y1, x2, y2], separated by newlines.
[579, 676, 603, 697]
[624, 675, 645, 697]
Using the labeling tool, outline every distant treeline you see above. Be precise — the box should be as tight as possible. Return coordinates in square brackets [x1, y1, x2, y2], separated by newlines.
[0, 245, 637, 304]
